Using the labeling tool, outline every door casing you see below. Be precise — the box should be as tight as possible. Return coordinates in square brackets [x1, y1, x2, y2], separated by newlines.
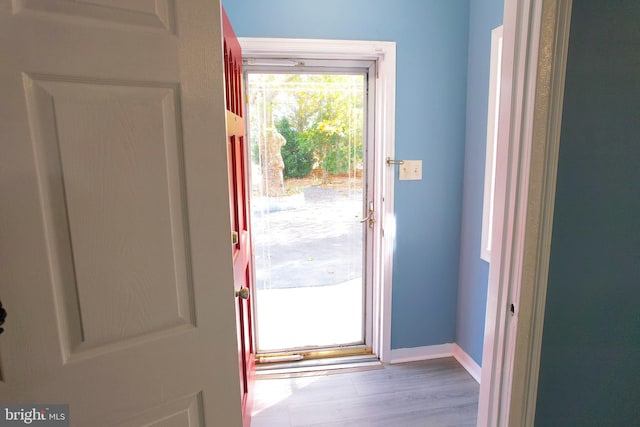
[240, 38, 397, 362]
[478, 0, 573, 425]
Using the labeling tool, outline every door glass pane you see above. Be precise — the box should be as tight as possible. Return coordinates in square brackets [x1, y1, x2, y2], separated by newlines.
[247, 73, 366, 352]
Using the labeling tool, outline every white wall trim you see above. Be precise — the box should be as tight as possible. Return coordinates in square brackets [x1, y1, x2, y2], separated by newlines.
[389, 344, 481, 384]
[238, 37, 397, 365]
[477, 1, 572, 426]
[238, 37, 396, 61]
[480, 25, 503, 263]
[376, 44, 396, 365]
[453, 344, 482, 384]
[389, 344, 454, 364]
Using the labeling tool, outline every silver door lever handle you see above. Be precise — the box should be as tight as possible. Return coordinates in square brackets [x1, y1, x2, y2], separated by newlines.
[360, 201, 375, 227]
[360, 214, 373, 223]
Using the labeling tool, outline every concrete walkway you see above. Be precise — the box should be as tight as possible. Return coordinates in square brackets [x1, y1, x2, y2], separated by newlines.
[251, 185, 365, 351]
[252, 186, 364, 290]
[256, 279, 363, 351]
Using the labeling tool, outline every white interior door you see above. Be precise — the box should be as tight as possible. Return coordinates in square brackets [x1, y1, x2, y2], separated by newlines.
[0, 1, 243, 425]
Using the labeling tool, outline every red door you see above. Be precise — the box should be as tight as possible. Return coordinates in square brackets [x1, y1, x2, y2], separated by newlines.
[222, 7, 254, 427]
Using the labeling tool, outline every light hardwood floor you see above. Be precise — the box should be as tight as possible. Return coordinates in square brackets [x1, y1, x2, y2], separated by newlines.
[251, 357, 479, 427]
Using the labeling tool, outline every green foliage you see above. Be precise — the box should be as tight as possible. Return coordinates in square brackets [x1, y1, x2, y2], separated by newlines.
[248, 73, 365, 182]
[286, 74, 364, 178]
[251, 137, 260, 165]
[276, 118, 315, 179]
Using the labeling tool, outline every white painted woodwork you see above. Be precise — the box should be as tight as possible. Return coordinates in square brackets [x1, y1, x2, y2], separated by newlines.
[0, 1, 243, 426]
[386, 344, 481, 384]
[480, 25, 503, 263]
[453, 344, 482, 384]
[477, 0, 573, 426]
[389, 344, 455, 364]
[14, 0, 176, 33]
[239, 37, 397, 364]
[112, 393, 203, 427]
[24, 78, 194, 358]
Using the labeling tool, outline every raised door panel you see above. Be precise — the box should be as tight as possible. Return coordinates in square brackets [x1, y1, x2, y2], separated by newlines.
[114, 393, 204, 427]
[23, 75, 195, 360]
[13, 0, 176, 33]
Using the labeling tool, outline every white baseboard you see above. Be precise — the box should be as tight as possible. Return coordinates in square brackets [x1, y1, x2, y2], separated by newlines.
[388, 343, 481, 384]
[389, 344, 454, 364]
[453, 344, 481, 384]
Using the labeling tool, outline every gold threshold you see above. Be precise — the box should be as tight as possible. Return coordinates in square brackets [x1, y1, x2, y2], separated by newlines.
[257, 346, 372, 364]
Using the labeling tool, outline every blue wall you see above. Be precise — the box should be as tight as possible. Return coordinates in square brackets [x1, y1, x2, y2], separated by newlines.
[456, 0, 503, 365]
[222, 0, 470, 349]
[535, 1, 640, 425]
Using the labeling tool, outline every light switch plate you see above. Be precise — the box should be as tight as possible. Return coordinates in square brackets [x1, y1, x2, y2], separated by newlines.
[399, 160, 422, 180]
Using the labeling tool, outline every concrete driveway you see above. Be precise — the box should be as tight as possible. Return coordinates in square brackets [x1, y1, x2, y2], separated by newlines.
[252, 186, 364, 290]
[250, 184, 366, 351]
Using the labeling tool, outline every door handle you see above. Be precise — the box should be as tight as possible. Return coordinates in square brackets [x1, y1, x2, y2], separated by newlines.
[359, 213, 374, 223]
[235, 287, 249, 300]
[360, 201, 375, 228]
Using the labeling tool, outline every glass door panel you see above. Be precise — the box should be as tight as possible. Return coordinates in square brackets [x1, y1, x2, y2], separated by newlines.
[247, 72, 366, 352]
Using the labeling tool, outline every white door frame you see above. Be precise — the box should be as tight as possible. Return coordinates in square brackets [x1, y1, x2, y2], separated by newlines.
[238, 37, 397, 363]
[478, 0, 573, 425]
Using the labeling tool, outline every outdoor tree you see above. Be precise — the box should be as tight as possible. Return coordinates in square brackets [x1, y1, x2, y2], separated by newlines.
[249, 73, 364, 185]
[286, 74, 364, 181]
[276, 117, 314, 179]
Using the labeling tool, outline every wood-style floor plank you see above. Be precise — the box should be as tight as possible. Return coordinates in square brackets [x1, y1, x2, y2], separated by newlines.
[251, 357, 479, 427]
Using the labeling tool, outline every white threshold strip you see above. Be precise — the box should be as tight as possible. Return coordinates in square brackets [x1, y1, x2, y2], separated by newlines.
[389, 343, 482, 384]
